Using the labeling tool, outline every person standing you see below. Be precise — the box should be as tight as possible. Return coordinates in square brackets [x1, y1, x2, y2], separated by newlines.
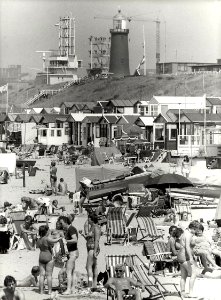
[50, 161, 57, 194]
[36, 225, 61, 295]
[181, 155, 191, 178]
[83, 212, 101, 290]
[58, 216, 79, 295]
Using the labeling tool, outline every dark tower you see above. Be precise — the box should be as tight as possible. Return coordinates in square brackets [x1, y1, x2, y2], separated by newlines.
[109, 9, 130, 77]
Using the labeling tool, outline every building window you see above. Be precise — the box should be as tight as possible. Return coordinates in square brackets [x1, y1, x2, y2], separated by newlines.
[41, 129, 47, 137]
[140, 107, 144, 116]
[65, 127, 69, 136]
[150, 105, 158, 116]
[57, 123, 63, 128]
[50, 123, 56, 128]
[96, 125, 100, 138]
[100, 124, 107, 138]
[117, 107, 124, 114]
[134, 106, 138, 114]
[168, 124, 177, 140]
[57, 130, 62, 137]
[145, 107, 149, 115]
[51, 130, 54, 137]
[155, 124, 164, 141]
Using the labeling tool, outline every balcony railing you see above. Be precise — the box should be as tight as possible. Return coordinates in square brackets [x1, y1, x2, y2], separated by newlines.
[178, 135, 201, 147]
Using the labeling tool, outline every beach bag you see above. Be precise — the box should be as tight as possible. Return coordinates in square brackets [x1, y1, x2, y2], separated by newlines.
[53, 238, 68, 268]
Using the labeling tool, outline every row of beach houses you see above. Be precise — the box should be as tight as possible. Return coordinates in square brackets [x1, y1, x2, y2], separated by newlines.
[1, 95, 221, 157]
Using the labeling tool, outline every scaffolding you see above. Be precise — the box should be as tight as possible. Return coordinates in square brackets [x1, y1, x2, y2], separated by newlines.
[56, 16, 75, 57]
[88, 36, 111, 75]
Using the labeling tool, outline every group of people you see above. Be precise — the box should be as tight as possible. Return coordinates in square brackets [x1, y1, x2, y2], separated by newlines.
[0, 206, 103, 299]
[167, 220, 221, 298]
[50, 161, 68, 195]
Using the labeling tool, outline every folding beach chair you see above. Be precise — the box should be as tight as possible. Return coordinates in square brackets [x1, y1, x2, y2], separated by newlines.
[106, 255, 138, 300]
[130, 255, 183, 300]
[174, 202, 192, 221]
[136, 216, 164, 242]
[106, 207, 129, 245]
[143, 240, 178, 275]
[9, 211, 26, 249]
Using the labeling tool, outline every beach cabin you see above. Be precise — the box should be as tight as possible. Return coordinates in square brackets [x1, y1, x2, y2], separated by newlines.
[106, 99, 140, 114]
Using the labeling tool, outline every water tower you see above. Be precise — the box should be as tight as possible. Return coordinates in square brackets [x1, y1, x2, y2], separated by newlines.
[109, 9, 130, 77]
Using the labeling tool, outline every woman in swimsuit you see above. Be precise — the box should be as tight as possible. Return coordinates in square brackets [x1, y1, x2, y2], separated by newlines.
[83, 211, 101, 290]
[175, 222, 200, 298]
[36, 225, 61, 295]
[50, 161, 57, 195]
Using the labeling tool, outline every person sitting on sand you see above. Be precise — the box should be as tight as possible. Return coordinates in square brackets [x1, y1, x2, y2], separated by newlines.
[17, 266, 40, 287]
[20, 215, 38, 251]
[51, 200, 65, 214]
[0, 275, 25, 300]
[57, 178, 68, 196]
[104, 264, 144, 300]
[191, 224, 221, 269]
[21, 197, 39, 211]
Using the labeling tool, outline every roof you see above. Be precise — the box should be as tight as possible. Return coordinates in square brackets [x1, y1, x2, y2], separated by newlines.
[82, 116, 101, 123]
[60, 102, 75, 108]
[105, 115, 118, 123]
[42, 114, 69, 123]
[206, 97, 221, 106]
[0, 114, 7, 122]
[122, 124, 142, 137]
[140, 100, 149, 106]
[69, 113, 87, 122]
[108, 99, 139, 107]
[136, 116, 155, 126]
[150, 96, 206, 108]
[182, 113, 221, 123]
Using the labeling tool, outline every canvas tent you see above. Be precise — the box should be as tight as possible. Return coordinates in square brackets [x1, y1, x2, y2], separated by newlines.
[74, 165, 130, 190]
[91, 147, 122, 166]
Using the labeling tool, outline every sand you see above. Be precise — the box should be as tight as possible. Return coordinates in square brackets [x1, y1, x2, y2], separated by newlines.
[0, 157, 221, 300]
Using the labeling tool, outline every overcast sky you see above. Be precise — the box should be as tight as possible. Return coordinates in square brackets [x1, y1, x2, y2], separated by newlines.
[0, 0, 220, 77]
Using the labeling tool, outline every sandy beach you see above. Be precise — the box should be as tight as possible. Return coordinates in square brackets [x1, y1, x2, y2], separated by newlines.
[1, 157, 221, 300]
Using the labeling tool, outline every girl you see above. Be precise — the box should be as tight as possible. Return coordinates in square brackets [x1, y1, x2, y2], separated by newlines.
[36, 225, 61, 295]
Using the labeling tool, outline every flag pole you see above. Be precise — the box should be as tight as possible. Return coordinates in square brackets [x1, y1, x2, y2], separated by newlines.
[6, 83, 9, 115]
[143, 25, 146, 76]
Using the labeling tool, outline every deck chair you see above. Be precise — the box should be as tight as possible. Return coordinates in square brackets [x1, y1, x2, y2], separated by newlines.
[174, 202, 192, 221]
[106, 255, 138, 300]
[9, 211, 26, 249]
[136, 216, 164, 242]
[143, 240, 178, 276]
[129, 255, 183, 300]
[106, 207, 129, 245]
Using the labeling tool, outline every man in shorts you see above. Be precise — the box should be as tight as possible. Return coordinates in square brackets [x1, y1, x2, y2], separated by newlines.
[0, 275, 25, 300]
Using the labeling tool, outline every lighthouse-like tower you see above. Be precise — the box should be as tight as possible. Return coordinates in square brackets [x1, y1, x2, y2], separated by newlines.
[109, 9, 130, 77]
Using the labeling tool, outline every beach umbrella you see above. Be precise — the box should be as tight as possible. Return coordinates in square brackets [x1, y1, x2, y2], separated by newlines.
[144, 173, 194, 189]
[215, 194, 221, 220]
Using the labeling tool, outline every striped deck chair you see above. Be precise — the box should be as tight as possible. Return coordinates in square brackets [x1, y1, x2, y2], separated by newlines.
[130, 255, 183, 300]
[143, 240, 177, 275]
[174, 202, 192, 221]
[106, 207, 129, 245]
[9, 211, 26, 249]
[106, 255, 137, 300]
[136, 216, 164, 242]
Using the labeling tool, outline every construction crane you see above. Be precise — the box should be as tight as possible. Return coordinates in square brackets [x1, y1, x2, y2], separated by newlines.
[94, 13, 161, 64]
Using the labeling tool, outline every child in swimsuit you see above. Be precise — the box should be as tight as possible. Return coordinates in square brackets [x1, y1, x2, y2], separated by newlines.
[17, 266, 40, 287]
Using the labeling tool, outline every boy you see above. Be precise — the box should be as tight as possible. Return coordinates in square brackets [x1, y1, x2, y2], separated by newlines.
[0, 275, 25, 300]
[104, 264, 144, 300]
[17, 266, 40, 287]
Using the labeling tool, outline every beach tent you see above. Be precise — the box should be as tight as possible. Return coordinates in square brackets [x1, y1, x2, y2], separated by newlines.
[0, 153, 16, 174]
[74, 164, 130, 190]
[91, 146, 122, 166]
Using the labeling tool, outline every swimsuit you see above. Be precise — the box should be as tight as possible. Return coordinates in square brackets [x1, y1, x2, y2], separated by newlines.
[176, 237, 188, 264]
[37, 236, 53, 264]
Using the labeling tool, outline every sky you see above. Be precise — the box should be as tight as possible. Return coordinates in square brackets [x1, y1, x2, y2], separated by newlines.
[0, 0, 220, 77]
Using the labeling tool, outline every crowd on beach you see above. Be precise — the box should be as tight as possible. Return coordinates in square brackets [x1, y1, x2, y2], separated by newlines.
[1, 157, 221, 300]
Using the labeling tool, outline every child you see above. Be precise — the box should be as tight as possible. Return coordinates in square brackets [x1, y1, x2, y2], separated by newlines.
[104, 264, 144, 300]
[17, 266, 40, 287]
[51, 200, 65, 214]
[191, 224, 221, 269]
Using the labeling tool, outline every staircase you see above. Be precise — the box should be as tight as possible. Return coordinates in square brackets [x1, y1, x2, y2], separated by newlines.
[217, 146, 221, 157]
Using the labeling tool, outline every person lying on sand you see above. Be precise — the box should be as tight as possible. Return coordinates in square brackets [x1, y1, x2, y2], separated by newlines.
[104, 264, 144, 300]
[0, 275, 25, 300]
[17, 266, 40, 287]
